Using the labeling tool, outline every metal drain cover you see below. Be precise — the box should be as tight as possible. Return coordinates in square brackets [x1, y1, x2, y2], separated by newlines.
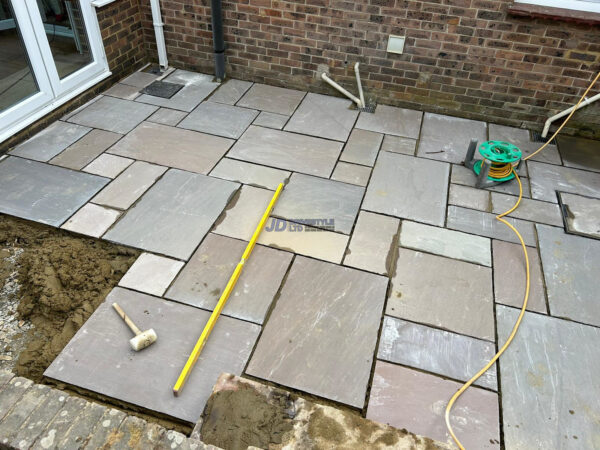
[358, 103, 376, 113]
[141, 81, 184, 99]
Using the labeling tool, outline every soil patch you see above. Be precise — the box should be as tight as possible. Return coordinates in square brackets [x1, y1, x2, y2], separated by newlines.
[0, 215, 139, 381]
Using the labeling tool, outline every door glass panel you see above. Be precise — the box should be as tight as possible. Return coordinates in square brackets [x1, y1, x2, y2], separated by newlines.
[34, 0, 92, 79]
[0, 1, 40, 112]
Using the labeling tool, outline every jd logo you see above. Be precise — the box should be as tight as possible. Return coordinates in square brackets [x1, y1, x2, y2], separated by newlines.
[264, 218, 288, 232]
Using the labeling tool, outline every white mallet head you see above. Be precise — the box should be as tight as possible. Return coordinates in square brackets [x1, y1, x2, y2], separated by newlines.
[129, 329, 157, 351]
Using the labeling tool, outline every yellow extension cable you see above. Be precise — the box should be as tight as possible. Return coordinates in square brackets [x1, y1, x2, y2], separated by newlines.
[445, 71, 600, 450]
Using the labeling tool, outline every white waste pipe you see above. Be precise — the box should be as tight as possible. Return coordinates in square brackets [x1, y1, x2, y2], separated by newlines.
[354, 63, 365, 108]
[541, 92, 600, 138]
[321, 73, 363, 108]
[150, 0, 168, 69]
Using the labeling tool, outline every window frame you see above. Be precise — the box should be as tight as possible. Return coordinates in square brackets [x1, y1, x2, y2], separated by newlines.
[514, 0, 600, 14]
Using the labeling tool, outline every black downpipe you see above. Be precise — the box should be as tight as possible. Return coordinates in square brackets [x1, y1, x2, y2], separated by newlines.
[211, 0, 225, 81]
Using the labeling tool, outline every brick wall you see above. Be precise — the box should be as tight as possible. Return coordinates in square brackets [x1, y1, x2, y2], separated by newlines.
[142, 0, 600, 138]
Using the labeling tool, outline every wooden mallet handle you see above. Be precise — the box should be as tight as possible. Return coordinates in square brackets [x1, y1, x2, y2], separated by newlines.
[112, 303, 142, 336]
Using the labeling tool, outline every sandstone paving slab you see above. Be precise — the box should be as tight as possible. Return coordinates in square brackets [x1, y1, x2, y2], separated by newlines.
[136, 422, 166, 449]
[147, 107, 188, 126]
[272, 173, 364, 234]
[107, 121, 233, 174]
[45, 287, 260, 423]
[537, 224, 600, 326]
[61, 203, 121, 238]
[378, 316, 497, 389]
[92, 161, 168, 210]
[0, 371, 13, 388]
[68, 95, 158, 134]
[448, 183, 491, 212]
[400, 220, 491, 266]
[355, 104, 422, 139]
[209, 158, 290, 190]
[253, 111, 288, 129]
[104, 83, 141, 100]
[489, 123, 561, 165]
[0, 157, 109, 226]
[559, 192, 600, 239]
[381, 134, 417, 155]
[339, 128, 383, 166]
[558, 134, 600, 172]
[257, 217, 348, 263]
[82, 153, 133, 178]
[208, 79, 253, 105]
[135, 70, 219, 112]
[49, 129, 123, 170]
[166, 233, 292, 324]
[111, 416, 148, 450]
[178, 102, 258, 139]
[417, 113, 487, 164]
[331, 161, 371, 186]
[363, 152, 449, 226]
[246, 256, 387, 408]
[104, 169, 239, 260]
[367, 361, 500, 449]
[284, 93, 358, 141]
[83, 408, 126, 450]
[237, 83, 305, 115]
[492, 240, 547, 314]
[0, 384, 49, 445]
[447, 206, 536, 246]
[387, 248, 495, 340]
[0, 377, 33, 421]
[452, 164, 532, 198]
[213, 185, 273, 241]
[491, 192, 563, 226]
[497, 305, 600, 450]
[343, 211, 399, 275]
[528, 160, 600, 202]
[118, 253, 184, 297]
[58, 402, 106, 450]
[10, 121, 91, 162]
[228, 125, 342, 177]
[120, 71, 160, 88]
[32, 396, 88, 450]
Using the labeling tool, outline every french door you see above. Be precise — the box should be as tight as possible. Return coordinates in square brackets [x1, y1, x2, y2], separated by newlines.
[0, 0, 109, 143]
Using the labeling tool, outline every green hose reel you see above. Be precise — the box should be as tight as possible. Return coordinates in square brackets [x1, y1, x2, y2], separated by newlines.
[465, 139, 523, 188]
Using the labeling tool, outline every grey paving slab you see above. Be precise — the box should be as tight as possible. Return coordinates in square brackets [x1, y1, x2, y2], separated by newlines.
[61, 95, 103, 121]
[491, 192, 563, 226]
[59, 402, 106, 450]
[529, 160, 600, 203]
[367, 361, 500, 449]
[83, 153, 133, 178]
[104, 169, 239, 259]
[448, 183, 491, 211]
[107, 121, 233, 174]
[213, 185, 273, 241]
[0, 384, 49, 445]
[136, 422, 166, 449]
[45, 287, 260, 423]
[284, 93, 358, 141]
[32, 396, 87, 450]
[446, 206, 536, 246]
[147, 107, 188, 126]
[378, 316, 497, 389]
[120, 71, 160, 88]
[209, 158, 290, 190]
[559, 192, 600, 239]
[166, 233, 292, 324]
[10, 121, 91, 162]
[49, 129, 122, 170]
[363, 152, 449, 226]
[272, 173, 364, 234]
[252, 111, 288, 129]
[558, 134, 600, 172]
[178, 102, 258, 139]
[339, 128, 383, 166]
[417, 112, 487, 164]
[343, 211, 399, 275]
[400, 220, 491, 266]
[331, 161, 371, 186]
[237, 83, 305, 115]
[118, 253, 184, 297]
[92, 161, 168, 210]
[83, 408, 126, 450]
[492, 240, 547, 314]
[381, 134, 417, 155]
[247, 256, 387, 408]
[452, 164, 532, 198]
[355, 104, 422, 139]
[104, 83, 141, 100]
[68, 96, 158, 134]
[489, 123, 562, 164]
[228, 125, 342, 177]
[0, 157, 109, 226]
[111, 416, 148, 450]
[497, 305, 600, 450]
[61, 203, 121, 238]
[0, 377, 33, 421]
[208, 79, 253, 105]
[537, 224, 600, 326]
[387, 248, 495, 340]
[135, 70, 219, 112]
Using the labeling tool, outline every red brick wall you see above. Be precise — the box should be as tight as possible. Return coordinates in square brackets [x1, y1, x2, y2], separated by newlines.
[141, 0, 600, 138]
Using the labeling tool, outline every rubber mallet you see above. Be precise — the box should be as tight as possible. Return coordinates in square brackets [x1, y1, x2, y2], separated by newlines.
[112, 303, 157, 351]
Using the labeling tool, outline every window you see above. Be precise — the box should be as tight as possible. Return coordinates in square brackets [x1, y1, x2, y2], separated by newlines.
[514, 0, 600, 13]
